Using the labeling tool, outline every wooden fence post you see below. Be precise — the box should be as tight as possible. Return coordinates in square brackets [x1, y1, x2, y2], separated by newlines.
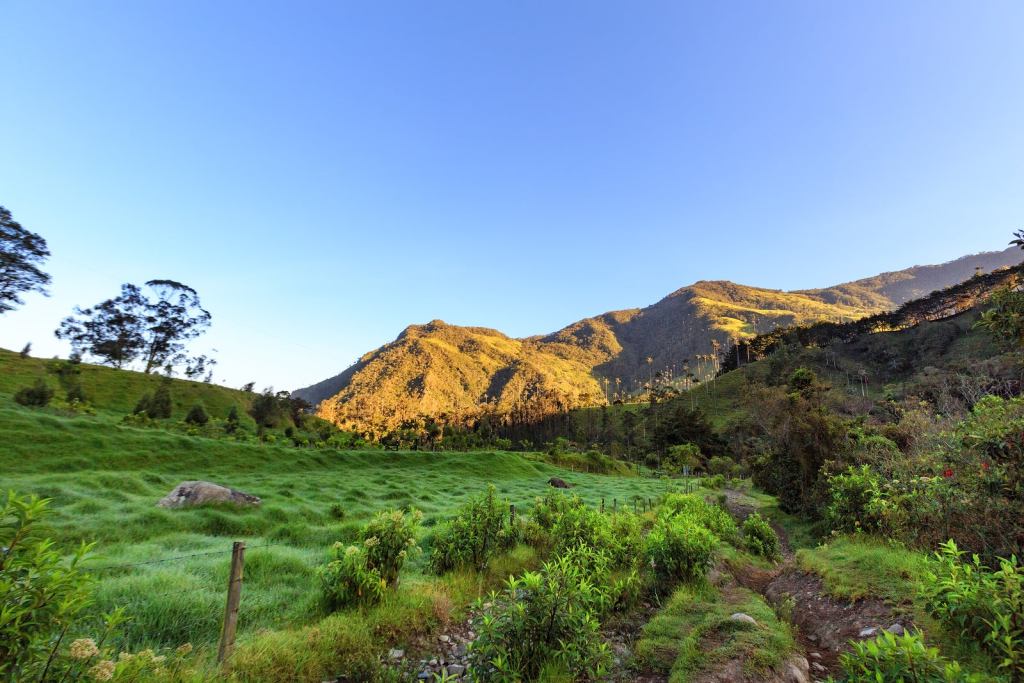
[600, 497, 604, 513]
[613, 498, 617, 512]
[218, 541, 245, 664]
[509, 504, 516, 526]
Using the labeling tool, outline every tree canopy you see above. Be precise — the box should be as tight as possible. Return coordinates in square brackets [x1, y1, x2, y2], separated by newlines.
[55, 279, 213, 376]
[0, 205, 51, 314]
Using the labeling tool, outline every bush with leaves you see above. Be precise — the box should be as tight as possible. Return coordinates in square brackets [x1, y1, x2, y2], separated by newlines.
[825, 465, 893, 535]
[468, 551, 613, 681]
[358, 508, 422, 587]
[183, 403, 209, 426]
[430, 485, 516, 573]
[836, 629, 983, 682]
[0, 492, 142, 682]
[13, 378, 54, 407]
[318, 542, 387, 609]
[224, 405, 241, 434]
[319, 508, 421, 609]
[1, 492, 94, 678]
[663, 443, 701, 475]
[133, 380, 172, 419]
[742, 512, 781, 561]
[661, 493, 739, 545]
[644, 514, 717, 585]
[707, 455, 740, 477]
[922, 540, 1024, 680]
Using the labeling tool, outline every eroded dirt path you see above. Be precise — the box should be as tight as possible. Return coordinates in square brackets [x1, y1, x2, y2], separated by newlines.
[723, 489, 912, 681]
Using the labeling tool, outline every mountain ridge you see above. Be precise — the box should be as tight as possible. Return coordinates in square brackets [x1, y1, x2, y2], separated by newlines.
[296, 247, 1023, 436]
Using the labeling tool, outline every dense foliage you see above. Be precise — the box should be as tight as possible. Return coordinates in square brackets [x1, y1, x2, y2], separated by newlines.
[469, 551, 613, 682]
[14, 378, 54, 407]
[923, 541, 1024, 680]
[0, 204, 50, 315]
[836, 630, 982, 682]
[56, 279, 213, 377]
[742, 512, 781, 561]
[430, 485, 517, 573]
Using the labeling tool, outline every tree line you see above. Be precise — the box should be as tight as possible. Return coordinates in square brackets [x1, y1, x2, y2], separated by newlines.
[1, 204, 215, 380]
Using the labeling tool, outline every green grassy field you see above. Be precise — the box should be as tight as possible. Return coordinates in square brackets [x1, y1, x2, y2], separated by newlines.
[0, 347, 254, 422]
[0, 394, 672, 655]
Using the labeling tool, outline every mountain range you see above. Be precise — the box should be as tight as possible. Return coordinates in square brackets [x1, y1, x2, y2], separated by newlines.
[295, 247, 1023, 435]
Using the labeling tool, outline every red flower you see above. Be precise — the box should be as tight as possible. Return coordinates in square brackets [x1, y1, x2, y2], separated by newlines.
[943, 468, 954, 478]
[981, 462, 990, 471]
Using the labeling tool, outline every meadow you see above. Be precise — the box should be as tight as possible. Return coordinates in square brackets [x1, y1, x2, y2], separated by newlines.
[0, 396, 672, 656]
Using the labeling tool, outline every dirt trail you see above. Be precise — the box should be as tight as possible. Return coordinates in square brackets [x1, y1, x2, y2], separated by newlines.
[723, 489, 911, 681]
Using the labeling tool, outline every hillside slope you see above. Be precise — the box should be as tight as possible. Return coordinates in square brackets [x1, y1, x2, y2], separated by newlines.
[0, 347, 254, 421]
[299, 247, 1023, 435]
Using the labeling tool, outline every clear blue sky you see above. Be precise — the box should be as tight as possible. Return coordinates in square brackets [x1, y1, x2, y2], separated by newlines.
[2, 1, 1022, 390]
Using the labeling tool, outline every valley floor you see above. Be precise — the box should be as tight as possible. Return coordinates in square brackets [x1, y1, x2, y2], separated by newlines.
[3, 399, 1001, 682]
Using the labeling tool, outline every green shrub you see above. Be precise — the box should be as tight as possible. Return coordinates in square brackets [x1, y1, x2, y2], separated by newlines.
[225, 405, 241, 433]
[836, 630, 981, 682]
[664, 443, 701, 475]
[317, 542, 386, 609]
[549, 497, 616, 557]
[704, 473, 726, 489]
[923, 540, 1024, 679]
[742, 512, 781, 561]
[469, 552, 613, 681]
[707, 455, 739, 477]
[133, 380, 172, 419]
[361, 508, 422, 587]
[661, 493, 739, 544]
[184, 403, 209, 426]
[318, 507, 421, 609]
[430, 485, 517, 573]
[825, 465, 892, 535]
[0, 492, 100, 679]
[13, 379, 54, 407]
[644, 515, 717, 585]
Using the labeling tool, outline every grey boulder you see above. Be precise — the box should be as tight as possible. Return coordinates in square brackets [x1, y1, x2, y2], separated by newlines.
[157, 481, 261, 508]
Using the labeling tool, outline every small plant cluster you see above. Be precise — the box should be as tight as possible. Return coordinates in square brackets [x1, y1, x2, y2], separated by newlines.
[468, 547, 616, 682]
[430, 485, 518, 573]
[465, 489, 747, 681]
[922, 540, 1024, 680]
[644, 513, 717, 584]
[835, 629, 985, 682]
[742, 512, 781, 561]
[0, 491, 194, 682]
[14, 377, 55, 407]
[318, 508, 422, 609]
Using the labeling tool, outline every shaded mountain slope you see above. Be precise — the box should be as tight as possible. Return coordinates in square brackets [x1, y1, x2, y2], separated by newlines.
[297, 247, 1023, 435]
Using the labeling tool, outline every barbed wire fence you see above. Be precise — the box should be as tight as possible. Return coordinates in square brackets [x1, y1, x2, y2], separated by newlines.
[84, 540, 295, 663]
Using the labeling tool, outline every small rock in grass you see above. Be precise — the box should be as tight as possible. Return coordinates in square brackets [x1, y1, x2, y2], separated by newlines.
[886, 623, 905, 636]
[808, 652, 821, 660]
[439, 634, 450, 643]
[548, 477, 572, 489]
[446, 664, 466, 677]
[729, 612, 758, 626]
[388, 648, 404, 660]
[812, 662, 826, 673]
[858, 627, 878, 638]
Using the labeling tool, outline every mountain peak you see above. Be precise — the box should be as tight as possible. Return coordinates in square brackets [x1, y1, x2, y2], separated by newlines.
[295, 246, 1024, 435]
